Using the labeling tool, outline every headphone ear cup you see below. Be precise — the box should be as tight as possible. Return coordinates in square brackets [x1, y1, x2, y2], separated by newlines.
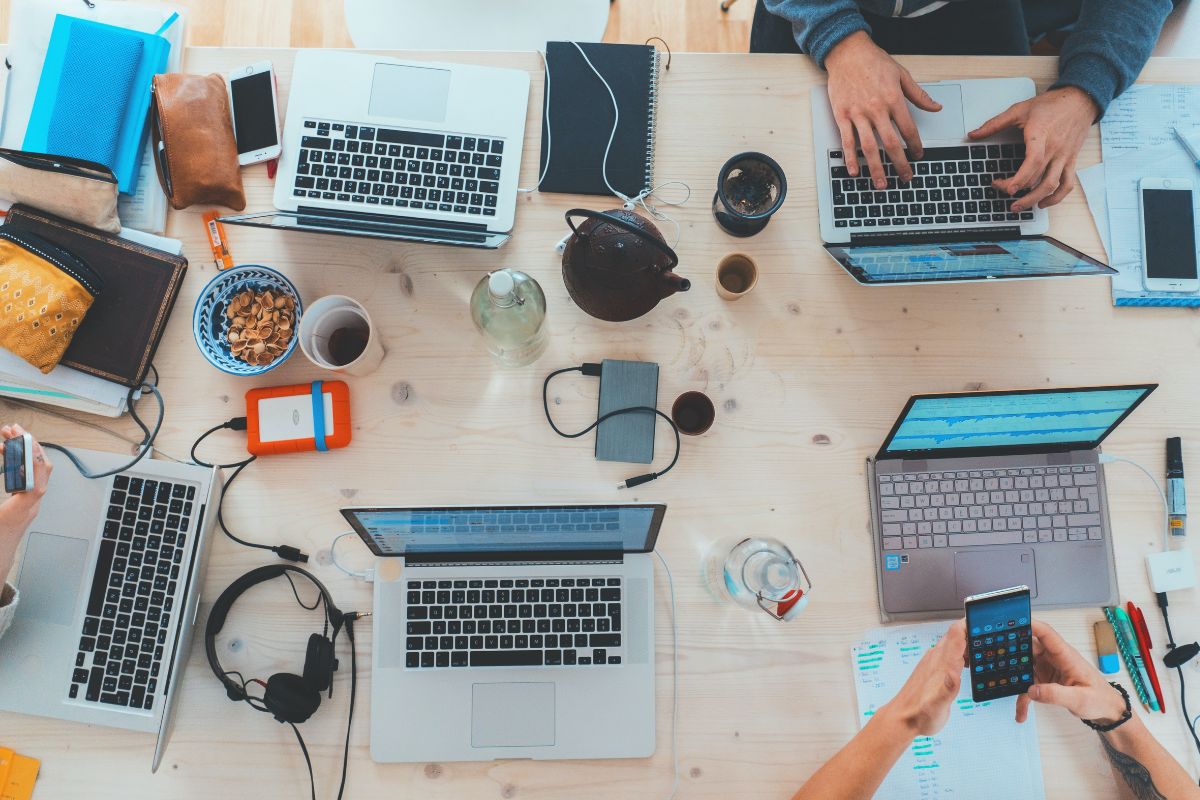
[303, 633, 336, 693]
[263, 673, 322, 724]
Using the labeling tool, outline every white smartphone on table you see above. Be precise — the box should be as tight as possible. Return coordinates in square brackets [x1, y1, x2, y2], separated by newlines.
[1139, 177, 1199, 293]
[228, 61, 282, 166]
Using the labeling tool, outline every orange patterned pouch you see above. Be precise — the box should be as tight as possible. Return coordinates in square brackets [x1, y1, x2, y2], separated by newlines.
[0, 227, 104, 373]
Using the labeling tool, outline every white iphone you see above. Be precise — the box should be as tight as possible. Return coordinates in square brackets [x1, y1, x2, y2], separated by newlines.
[228, 61, 282, 166]
[1139, 176, 1199, 293]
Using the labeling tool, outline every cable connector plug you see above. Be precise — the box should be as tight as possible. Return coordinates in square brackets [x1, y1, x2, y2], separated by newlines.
[1098, 454, 1116, 463]
[344, 611, 372, 622]
[619, 473, 658, 490]
[581, 362, 603, 377]
[226, 416, 249, 431]
[273, 545, 309, 563]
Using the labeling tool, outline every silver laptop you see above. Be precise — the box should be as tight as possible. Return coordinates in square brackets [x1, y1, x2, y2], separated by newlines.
[867, 385, 1157, 623]
[223, 49, 530, 249]
[0, 448, 220, 771]
[811, 78, 1116, 284]
[342, 503, 662, 762]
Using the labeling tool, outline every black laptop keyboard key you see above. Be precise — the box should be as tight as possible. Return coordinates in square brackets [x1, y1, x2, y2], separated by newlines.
[470, 650, 543, 667]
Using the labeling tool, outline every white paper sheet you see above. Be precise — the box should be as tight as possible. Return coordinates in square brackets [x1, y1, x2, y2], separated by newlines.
[0, 349, 127, 411]
[1078, 162, 1111, 263]
[852, 621, 1045, 800]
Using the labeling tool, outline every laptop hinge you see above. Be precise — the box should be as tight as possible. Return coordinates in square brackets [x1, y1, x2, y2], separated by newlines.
[848, 225, 1021, 245]
[403, 549, 626, 566]
[297, 204, 489, 233]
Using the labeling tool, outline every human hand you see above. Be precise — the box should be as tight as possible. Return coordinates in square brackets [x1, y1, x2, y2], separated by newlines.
[1015, 619, 1127, 725]
[882, 620, 966, 737]
[968, 86, 1098, 213]
[0, 424, 52, 581]
[824, 31, 942, 189]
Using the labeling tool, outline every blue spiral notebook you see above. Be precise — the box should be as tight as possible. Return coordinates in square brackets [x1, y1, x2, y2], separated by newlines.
[22, 14, 174, 195]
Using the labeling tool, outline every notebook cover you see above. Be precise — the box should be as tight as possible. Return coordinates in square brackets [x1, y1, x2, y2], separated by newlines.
[3, 205, 187, 388]
[538, 42, 659, 198]
[595, 359, 658, 464]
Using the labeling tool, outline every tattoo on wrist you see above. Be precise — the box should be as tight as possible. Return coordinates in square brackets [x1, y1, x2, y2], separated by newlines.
[1098, 734, 1166, 800]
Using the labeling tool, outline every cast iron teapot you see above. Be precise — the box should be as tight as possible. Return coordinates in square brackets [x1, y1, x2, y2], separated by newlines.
[561, 208, 690, 322]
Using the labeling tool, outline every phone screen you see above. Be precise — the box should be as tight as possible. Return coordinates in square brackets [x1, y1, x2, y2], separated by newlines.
[4, 435, 26, 493]
[1143, 188, 1198, 280]
[230, 70, 278, 154]
[966, 587, 1032, 702]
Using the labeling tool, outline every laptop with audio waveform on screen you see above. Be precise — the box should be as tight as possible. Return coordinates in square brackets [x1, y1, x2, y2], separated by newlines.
[865, 385, 1157, 622]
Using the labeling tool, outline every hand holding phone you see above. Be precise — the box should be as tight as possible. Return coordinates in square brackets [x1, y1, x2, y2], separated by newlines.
[1139, 177, 1199, 293]
[1015, 620, 1130, 725]
[965, 586, 1033, 702]
[228, 61, 282, 166]
[3, 432, 33, 493]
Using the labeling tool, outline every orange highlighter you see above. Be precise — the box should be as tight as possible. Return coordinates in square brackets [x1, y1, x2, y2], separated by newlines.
[1128, 602, 1166, 713]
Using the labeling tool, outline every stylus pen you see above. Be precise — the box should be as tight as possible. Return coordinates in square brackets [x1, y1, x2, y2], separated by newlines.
[1168, 437, 1187, 537]
[1175, 127, 1200, 170]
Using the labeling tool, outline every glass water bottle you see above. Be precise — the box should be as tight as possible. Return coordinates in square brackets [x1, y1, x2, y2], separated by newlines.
[470, 269, 548, 367]
[702, 536, 812, 621]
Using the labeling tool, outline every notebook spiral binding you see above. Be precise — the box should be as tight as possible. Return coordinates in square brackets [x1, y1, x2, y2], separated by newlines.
[645, 49, 660, 194]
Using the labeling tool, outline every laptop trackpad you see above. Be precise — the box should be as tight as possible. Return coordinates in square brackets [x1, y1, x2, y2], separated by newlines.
[954, 547, 1036, 604]
[907, 84, 966, 140]
[14, 532, 88, 626]
[471, 682, 555, 748]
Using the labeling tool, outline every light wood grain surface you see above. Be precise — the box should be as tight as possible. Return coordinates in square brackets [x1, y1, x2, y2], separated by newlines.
[3, 48, 1200, 800]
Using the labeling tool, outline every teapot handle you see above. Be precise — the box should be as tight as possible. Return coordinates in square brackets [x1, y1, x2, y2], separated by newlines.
[565, 209, 679, 271]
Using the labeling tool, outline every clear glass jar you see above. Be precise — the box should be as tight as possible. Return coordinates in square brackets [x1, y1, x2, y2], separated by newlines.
[469, 269, 548, 367]
[702, 536, 811, 621]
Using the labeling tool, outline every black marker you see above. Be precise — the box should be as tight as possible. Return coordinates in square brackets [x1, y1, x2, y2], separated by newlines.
[1167, 437, 1186, 537]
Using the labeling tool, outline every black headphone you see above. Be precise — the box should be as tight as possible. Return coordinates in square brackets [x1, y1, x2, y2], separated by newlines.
[205, 564, 345, 724]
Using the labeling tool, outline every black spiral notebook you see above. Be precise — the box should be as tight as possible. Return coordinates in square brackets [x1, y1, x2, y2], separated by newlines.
[538, 41, 661, 197]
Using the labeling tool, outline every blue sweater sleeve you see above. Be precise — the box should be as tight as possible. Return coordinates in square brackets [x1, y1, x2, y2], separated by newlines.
[761, 0, 871, 69]
[1050, 0, 1172, 119]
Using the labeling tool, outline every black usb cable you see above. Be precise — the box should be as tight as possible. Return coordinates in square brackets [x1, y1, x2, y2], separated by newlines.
[1156, 591, 1200, 782]
[543, 363, 680, 488]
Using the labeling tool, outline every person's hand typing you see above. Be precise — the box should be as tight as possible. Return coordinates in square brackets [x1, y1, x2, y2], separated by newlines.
[883, 619, 966, 736]
[968, 87, 1098, 213]
[0, 424, 53, 583]
[1016, 619, 1127, 725]
[824, 31, 942, 189]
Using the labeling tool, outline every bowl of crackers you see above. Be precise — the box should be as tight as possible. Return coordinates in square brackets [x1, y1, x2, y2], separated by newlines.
[193, 265, 303, 375]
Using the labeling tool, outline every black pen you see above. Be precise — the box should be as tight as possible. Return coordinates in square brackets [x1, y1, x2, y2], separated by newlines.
[1167, 437, 1186, 537]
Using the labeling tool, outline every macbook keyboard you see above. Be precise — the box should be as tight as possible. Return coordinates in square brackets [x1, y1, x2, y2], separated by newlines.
[829, 144, 1034, 229]
[878, 466, 1101, 550]
[69, 475, 199, 711]
[293, 120, 504, 217]
[405, 577, 622, 668]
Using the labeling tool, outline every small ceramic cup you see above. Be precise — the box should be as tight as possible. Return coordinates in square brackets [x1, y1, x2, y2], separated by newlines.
[298, 295, 386, 377]
[672, 391, 716, 435]
[716, 253, 758, 300]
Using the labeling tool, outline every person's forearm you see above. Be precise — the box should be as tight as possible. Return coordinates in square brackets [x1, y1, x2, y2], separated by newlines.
[761, 0, 870, 68]
[1099, 713, 1200, 800]
[793, 705, 914, 800]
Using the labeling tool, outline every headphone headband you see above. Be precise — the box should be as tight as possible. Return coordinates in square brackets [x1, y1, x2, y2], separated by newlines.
[205, 564, 344, 701]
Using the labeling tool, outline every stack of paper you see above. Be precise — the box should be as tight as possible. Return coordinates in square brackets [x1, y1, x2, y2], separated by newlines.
[851, 621, 1045, 800]
[1093, 84, 1200, 306]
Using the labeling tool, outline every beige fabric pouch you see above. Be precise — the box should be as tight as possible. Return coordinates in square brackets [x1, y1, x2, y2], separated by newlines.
[0, 149, 121, 234]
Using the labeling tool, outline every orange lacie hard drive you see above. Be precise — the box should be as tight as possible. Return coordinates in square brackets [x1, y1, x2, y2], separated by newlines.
[246, 380, 351, 456]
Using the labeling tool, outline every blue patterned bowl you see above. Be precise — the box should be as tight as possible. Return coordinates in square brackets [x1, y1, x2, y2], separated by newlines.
[192, 265, 303, 376]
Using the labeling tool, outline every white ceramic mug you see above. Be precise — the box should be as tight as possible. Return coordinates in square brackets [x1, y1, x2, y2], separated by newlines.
[298, 295, 385, 377]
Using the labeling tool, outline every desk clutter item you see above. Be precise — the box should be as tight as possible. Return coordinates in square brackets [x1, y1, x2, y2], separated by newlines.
[716, 252, 758, 300]
[150, 73, 246, 211]
[1104, 607, 1157, 711]
[852, 621, 1045, 800]
[702, 536, 811, 621]
[470, 269, 548, 367]
[596, 359, 658, 464]
[0, 747, 39, 800]
[0, 149, 121, 234]
[246, 381, 351, 456]
[0, 227, 104, 374]
[712, 152, 787, 237]
[298, 295, 385, 376]
[671, 391, 714, 435]
[1094, 619, 1121, 674]
[561, 208, 688, 322]
[193, 265, 301, 375]
[4, 204, 187, 387]
[223, 287, 296, 368]
[537, 42, 660, 198]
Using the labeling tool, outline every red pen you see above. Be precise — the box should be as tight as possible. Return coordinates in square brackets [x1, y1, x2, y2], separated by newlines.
[1128, 602, 1167, 713]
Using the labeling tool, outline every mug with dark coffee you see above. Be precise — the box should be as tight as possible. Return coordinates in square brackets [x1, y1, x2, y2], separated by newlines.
[298, 295, 385, 376]
[672, 391, 716, 436]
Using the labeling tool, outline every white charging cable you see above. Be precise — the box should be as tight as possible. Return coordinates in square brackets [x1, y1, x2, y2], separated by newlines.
[654, 548, 679, 800]
[330, 531, 368, 578]
[1099, 454, 1170, 551]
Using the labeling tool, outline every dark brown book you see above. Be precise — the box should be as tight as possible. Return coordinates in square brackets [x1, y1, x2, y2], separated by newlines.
[3, 204, 187, 388]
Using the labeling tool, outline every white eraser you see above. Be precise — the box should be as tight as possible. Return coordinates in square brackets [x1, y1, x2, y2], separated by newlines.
[1146, 549, 1198, 593]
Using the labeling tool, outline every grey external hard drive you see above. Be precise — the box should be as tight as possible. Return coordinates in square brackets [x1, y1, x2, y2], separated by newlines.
[595, 359, 658, 464]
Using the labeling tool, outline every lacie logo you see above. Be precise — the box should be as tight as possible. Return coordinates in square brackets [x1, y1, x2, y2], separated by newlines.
[293, 410, 300, 425]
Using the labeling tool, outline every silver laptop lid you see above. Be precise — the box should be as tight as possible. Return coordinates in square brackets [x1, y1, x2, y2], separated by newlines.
[875, 385, 1158, 462]
[341, 504, 666, 563]
[220, 208, 511, 249]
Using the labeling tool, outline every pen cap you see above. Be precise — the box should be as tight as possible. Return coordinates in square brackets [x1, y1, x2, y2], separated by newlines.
[1094, 621, 1120, 674]
[1168, 437, 1184, 477]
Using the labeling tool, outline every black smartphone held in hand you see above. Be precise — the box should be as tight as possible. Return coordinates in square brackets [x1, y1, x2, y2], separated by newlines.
[966, 585, 1033, 702]
[3, 432, 33, 493]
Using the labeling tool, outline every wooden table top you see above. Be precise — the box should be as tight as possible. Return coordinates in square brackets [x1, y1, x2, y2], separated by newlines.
[3, 47, 1199, 800]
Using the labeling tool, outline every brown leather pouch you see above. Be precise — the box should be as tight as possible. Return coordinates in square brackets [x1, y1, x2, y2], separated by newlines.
[150, 73, 246, 211]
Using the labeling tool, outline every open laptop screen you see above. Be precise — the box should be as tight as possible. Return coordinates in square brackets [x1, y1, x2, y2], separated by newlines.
[343, 504, 666, 559]
[876, 385, 1157, 460]
[825, 236, 1115, 284]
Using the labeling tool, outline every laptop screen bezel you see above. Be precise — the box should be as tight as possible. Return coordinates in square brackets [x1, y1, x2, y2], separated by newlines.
[875, 384, 1158, 461]
[824, 234, 1117, 285]
[341, 503, 668, 561]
